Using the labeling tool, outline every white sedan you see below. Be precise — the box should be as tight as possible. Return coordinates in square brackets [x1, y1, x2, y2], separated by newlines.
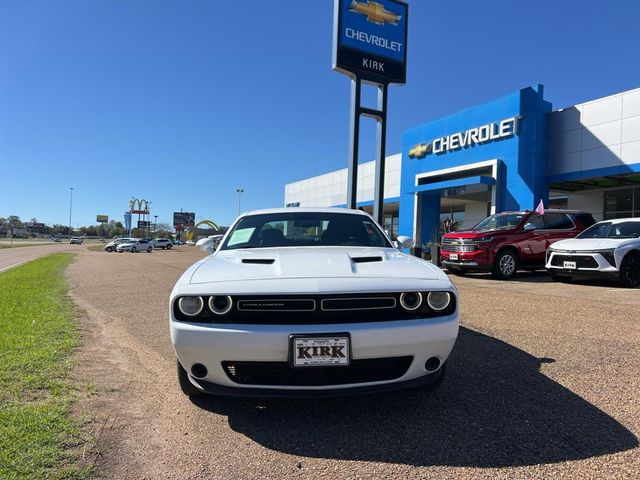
[116, 239, 153, 253]
[546, 217, 640, 287]
[170, 208, 459, 398]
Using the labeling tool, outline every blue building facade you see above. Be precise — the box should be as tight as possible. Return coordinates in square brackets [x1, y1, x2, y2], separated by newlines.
[399, 85, 552, 248]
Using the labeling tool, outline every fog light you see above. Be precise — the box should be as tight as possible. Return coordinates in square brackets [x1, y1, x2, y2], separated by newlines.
[178, 296, 204, 317]
[209, 295, 233, 315]
[427, 292, 451, 311]
[399, 292, 423, 311]
[191, 363, 208, 378]
[425, 357, 441, 372]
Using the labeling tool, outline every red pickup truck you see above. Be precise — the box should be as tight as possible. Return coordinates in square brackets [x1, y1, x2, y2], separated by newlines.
[440, 210, 596, 279]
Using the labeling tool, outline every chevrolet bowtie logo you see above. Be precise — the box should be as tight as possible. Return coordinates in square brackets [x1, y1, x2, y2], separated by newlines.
[408, 143, 432, 159]
[349, 0, 402, 26]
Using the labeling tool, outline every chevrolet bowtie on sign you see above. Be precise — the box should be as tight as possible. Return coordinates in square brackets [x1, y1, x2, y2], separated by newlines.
[333, 0, 408, 84]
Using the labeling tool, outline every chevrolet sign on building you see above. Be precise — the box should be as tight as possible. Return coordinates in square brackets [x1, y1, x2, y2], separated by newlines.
[409, 116, 521, 158]
[333, 0, 408, 84]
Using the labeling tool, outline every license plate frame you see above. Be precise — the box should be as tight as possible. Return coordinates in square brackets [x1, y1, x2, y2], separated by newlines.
[289, 333, 351, 368]
[449, 253, 459, 261]
[563, 260, 577, 269]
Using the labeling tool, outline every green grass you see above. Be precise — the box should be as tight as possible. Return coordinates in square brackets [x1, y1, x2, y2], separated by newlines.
[0, 254, 91, 479]
[0, 243, 50, 249]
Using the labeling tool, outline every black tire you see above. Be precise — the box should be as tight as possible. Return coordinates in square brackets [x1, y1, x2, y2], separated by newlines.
[492, 250, 518, 280]
[131, 247, 137, 253]
[177, 360, 202, 397]
[167, 244, 172, 250]
[619, 252, 640, 288]
[423, 364, 446, 391]
[147, 247, 152, 253]
[105, 246, 113, 252]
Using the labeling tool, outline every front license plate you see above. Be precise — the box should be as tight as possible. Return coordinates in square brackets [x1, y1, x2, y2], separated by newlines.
[563, 261, 577, 269]
[291, 336, 350, 367]
[449, 253, 459, 260]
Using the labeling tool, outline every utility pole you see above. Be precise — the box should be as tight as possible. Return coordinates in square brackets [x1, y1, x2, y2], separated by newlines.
[68, 187, 74, 240]
[236, 188, 244, 216]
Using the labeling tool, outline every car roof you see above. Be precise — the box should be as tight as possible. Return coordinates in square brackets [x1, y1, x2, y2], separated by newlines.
[596, 217, 640, 224]
[242, 207, 369, 216]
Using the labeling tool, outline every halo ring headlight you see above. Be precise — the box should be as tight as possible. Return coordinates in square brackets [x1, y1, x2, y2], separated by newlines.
[178, 296, 204, 317]
[427, 292, 451, 312]
[399, 292, 423, 311]
[208, 295, 233, 315]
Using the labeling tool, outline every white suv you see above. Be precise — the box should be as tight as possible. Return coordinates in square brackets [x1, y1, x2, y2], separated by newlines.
[546, 218, 640, 287]
[153, 238, 174, 250]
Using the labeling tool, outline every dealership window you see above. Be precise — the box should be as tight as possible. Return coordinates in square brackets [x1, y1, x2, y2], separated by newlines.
[383, 213, 399, 240]
[604, 189, 634, 219]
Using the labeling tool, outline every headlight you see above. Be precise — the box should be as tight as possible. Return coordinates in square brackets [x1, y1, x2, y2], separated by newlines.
[399, 292, 423, 311]
[427, 291, 451, 311]
[208, 295, 233, 315]
[177, 296, 204, 317]
[476, 236, 493, 243]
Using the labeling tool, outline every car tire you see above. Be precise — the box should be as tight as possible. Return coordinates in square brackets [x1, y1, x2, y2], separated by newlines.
[147, 247, 152, 253]
[619, 252, 640, 288]
[177, 360, 202, 397]
[492, 250, 518, 280]
[131, 247, 137, 253]
[167, 244, 172, 250]
[422, 364, 446, 391]
[105, 247, 113, 252]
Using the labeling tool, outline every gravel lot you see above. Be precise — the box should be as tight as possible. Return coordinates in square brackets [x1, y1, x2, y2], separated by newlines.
[65, 249, 639, 479]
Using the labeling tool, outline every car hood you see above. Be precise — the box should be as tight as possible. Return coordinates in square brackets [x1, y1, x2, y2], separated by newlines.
[187, 247, 446, 285]
[552, 238, 633, 250]
[443, 228, 511, 239]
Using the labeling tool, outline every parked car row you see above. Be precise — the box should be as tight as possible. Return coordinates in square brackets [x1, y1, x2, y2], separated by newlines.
[440, 210, 640, 287]
[103, 238, 176, 253]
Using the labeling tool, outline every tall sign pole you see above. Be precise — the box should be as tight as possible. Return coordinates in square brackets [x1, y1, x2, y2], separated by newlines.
[333, 0, 408, 225]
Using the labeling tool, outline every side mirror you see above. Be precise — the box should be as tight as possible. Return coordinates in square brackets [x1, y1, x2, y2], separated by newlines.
[523, 223, 537, 233]
[196, 236, 215, 253]
[395, 235, 414, 250]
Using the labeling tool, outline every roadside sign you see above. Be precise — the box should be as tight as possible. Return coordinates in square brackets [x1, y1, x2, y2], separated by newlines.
[138, 220, 150, 229]
[124, 212, 131, 231]
[333, 0, 408, 84]
[96, 215, 109, 223]
[173, 212, 195, 228]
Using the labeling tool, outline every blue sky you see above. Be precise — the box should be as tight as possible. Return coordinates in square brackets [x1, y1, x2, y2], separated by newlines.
[1, 0, 639, 228]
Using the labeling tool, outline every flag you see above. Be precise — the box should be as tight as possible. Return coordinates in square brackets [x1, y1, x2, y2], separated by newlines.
[534, 199, 545, 215]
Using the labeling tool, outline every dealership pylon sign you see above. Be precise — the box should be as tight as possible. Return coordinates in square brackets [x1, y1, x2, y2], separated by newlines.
[332, 0, 408, 224]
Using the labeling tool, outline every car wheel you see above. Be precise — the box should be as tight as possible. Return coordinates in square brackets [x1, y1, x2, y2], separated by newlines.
[147, 247, 152, 253]
[177, 360, 202, 397]
[105, 247, 113, 252]
[167, 244, 172, 250]
[619, 252, 640, 288]
[131, 247, 137, 253]
[492, 250, 518, 280]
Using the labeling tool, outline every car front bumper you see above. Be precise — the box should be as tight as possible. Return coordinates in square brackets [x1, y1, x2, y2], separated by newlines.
[546, 251, 619, 278]
[171, 315, 458, 395]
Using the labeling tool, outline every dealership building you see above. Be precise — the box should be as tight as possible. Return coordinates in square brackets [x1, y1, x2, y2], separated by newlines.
[284, 85, 640, 246]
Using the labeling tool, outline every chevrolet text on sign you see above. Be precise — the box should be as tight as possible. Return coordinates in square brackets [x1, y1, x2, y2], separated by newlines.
[333, 0, 408, 84]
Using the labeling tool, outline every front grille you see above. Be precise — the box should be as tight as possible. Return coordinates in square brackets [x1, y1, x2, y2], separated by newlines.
[551, 255, 598, 269]
[442, 239, 478, 252]
[222, 356, 413, 386]
[321, 297, 396, 311]
[237, 299, 316, 312]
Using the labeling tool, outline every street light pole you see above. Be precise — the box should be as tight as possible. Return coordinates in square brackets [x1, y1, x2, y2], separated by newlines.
[236, 188, 244, 216]
[68, 187, 74, 240]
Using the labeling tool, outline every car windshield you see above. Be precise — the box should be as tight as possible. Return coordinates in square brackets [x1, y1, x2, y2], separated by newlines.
[577, 221, 640, 239]
[220, 212, 392, 250]
[473, 213, 525, 231]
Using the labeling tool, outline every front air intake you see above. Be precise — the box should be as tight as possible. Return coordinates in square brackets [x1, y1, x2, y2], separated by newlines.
[351, 256, 383, 263]
[242, 259, 275, 265]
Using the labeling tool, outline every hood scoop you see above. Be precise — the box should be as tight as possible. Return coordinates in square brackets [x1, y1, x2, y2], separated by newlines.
[242, 258, 275, 265]
[351, 256, 383, 264]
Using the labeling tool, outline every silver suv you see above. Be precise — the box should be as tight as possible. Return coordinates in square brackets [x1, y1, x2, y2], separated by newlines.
[153, 238, 174, 250]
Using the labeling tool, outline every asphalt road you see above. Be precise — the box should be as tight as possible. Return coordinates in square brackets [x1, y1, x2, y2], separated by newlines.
[65, 249, 639, 479]
[0, 242, 80, 272]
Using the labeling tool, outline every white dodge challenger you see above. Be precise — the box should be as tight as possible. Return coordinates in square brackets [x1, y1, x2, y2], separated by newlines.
[169, 208, 459, 397]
